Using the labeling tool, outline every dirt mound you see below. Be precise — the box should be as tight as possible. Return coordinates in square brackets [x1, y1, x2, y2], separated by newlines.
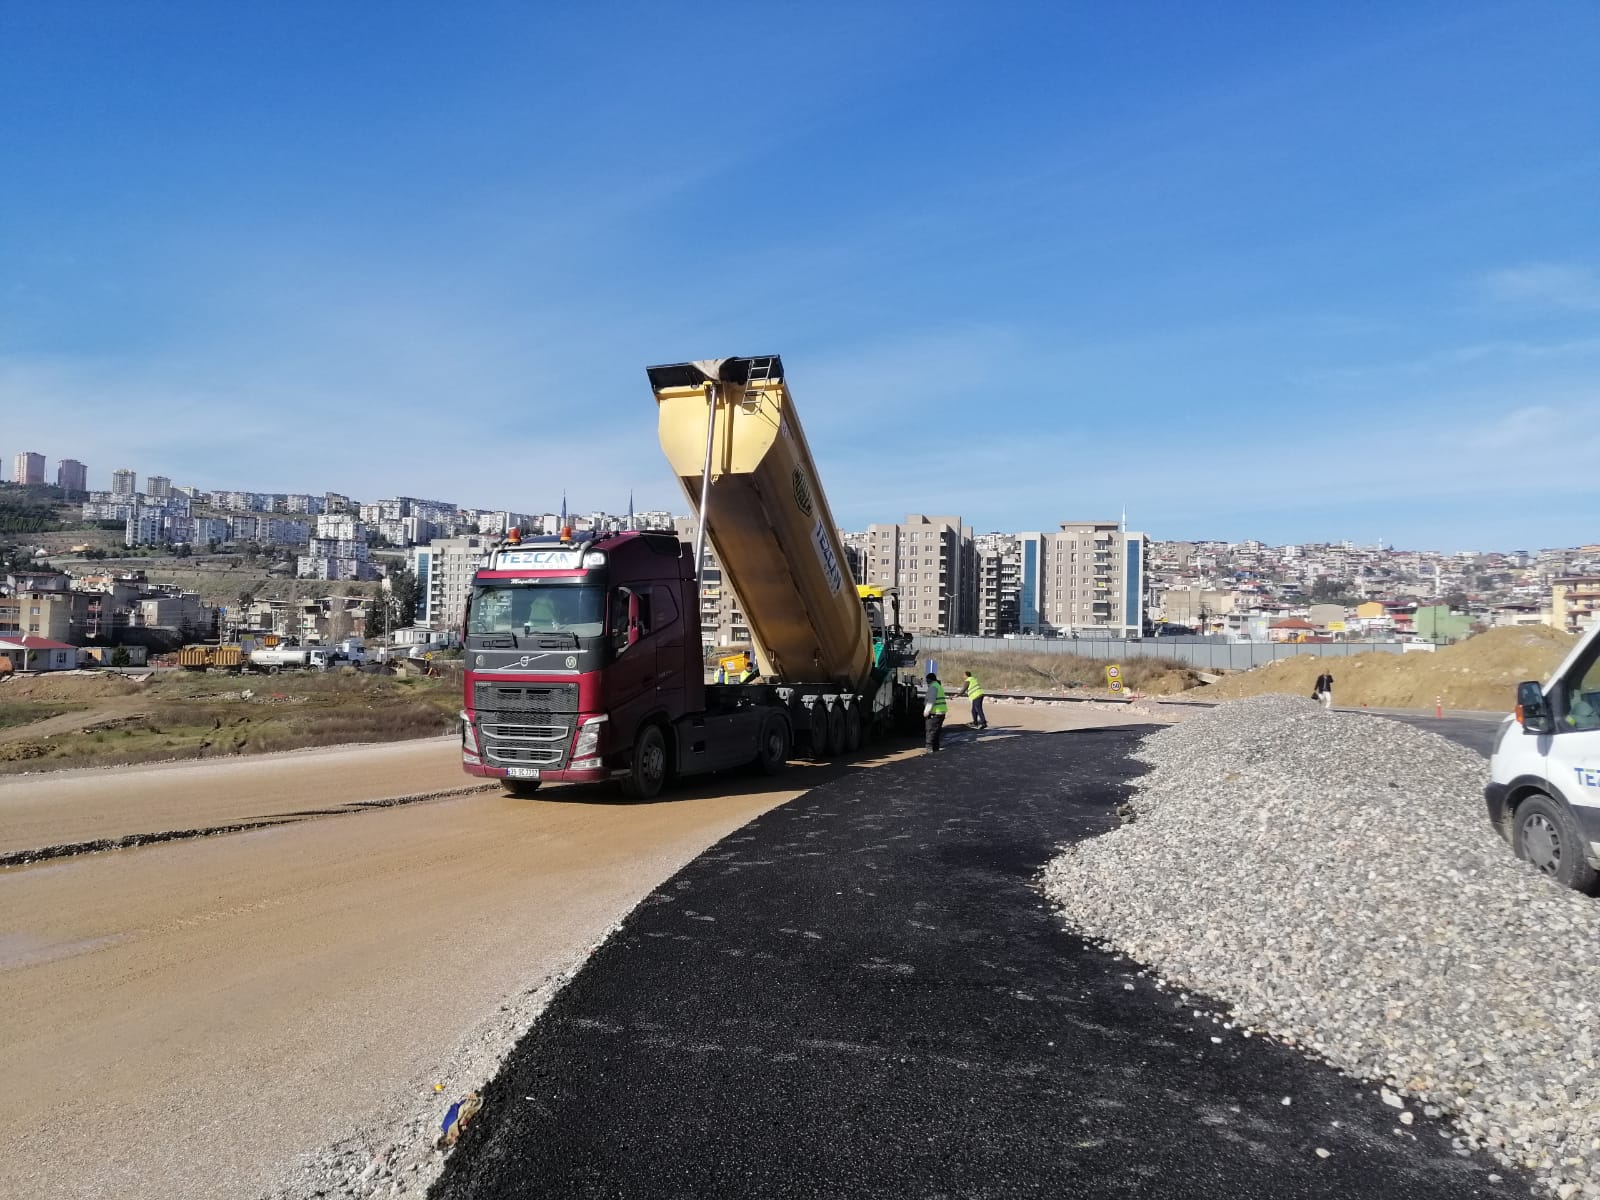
[0, 672, 143, 700]
[1197, 625, 1577, 711]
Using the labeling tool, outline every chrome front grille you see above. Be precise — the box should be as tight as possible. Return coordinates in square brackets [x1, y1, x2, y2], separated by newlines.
[474, 682, 578, 715]
[473, 682, 579, 768]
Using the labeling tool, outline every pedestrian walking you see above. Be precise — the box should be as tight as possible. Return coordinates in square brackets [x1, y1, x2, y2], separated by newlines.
[924, 672, 948, 753]
[959, 670, 988, 729]
[1314, 670, 1334, 710]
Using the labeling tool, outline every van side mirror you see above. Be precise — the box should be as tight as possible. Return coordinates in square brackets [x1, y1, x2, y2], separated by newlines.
[1516, 681, 1554, 734]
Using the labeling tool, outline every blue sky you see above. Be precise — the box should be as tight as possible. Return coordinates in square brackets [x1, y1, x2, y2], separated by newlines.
[2, 2, 1596, 550]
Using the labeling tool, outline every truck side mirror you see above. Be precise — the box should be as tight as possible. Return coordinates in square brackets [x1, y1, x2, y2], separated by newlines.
[1516, 680, 1554, 734]
[627, 592, 643, 646]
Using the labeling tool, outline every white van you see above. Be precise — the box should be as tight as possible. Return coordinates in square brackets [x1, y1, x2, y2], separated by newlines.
[1486, 623, 1600, 892]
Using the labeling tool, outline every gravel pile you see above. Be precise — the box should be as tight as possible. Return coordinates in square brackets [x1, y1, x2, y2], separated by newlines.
[1044, 694, 1600, 1199]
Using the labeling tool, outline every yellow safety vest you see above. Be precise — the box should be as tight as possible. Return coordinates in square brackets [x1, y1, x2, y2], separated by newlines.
[929, 681, 948, 714]
[965, 675, 984, 699]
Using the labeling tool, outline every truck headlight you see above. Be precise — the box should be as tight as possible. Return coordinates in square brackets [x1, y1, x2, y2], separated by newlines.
[572, 715, 607, 759]
[460, 712, 481, 755]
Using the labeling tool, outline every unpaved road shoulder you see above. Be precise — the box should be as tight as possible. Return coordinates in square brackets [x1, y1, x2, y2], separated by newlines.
[0, 735, 466, 856]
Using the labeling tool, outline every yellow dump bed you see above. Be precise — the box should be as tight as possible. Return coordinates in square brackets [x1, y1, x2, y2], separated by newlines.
[649, 356, 873, 690]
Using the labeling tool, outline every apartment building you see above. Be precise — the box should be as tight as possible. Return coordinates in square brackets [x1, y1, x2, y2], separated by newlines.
[974, 533, 1021, 637]
[1552, 576, 1600, 635]
[12, 452, 45, 485]
[1017, 521, 1148, 637]
[410, 535, 490, 630]
[145, 475, 172, 499]
[110, 468, 137, 497]
[56, 459, 87, 493]
[858, 515, 977, 635]
[674, 517, 748, 650]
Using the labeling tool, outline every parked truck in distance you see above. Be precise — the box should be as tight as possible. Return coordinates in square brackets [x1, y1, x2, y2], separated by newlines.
[459, 355, 919, 800]
[248, 645, 336, 673]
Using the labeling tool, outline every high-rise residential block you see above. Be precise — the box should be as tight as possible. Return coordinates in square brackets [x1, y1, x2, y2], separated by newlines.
[860, 515, 978, 635]
[410, 535, 491, 630]
[55, 459, 87, 493]
[110, 468, 138, 497]
[145, 475, 172, 499]
[12, 451, 45, 485]
[974, 533, 1021, 637]
[1016, 521, 1149, 637]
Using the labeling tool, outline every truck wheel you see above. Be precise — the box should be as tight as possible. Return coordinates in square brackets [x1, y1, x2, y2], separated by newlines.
[824, 702, 846, 758]
[803, 699, 830, 760]
[754, 717, 790, 775]
[1514, 794, 1600, 893]
[621, 723, 669, 800]
[501, 779, 542, 798]
[842, 703, 863, 754]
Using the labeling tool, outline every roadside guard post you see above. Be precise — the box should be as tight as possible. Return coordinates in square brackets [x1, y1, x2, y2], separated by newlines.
[1105, 663, 1124, 696]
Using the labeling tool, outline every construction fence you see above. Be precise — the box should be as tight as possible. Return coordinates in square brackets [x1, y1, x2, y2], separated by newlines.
[913, 635, 1414, 672]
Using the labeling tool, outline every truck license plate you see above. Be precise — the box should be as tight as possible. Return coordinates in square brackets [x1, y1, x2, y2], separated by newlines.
[507, 767, 541, 780]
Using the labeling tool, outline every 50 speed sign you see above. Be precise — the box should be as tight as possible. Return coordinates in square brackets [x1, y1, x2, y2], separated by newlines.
[1104, 663, 1124, 694]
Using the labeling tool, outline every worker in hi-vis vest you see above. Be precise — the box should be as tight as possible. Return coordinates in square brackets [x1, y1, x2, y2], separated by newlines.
[959, 670, 988, 730]
[923, 672, 948, 753]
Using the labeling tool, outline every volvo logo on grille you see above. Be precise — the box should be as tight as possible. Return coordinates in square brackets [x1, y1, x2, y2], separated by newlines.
[565, 655, 577, 668]
[519, 655, 533, 666]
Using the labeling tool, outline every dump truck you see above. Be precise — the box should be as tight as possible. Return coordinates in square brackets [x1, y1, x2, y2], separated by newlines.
[177, 644, 246, 671]
[459, 354, 918, 798]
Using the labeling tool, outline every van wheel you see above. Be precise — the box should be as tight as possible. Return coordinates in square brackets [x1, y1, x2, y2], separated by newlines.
[1514, 793, 1600, 894]
[502, 779, 542, 798]
[754, 717, 790, 775]
[621, 724, 669, 800]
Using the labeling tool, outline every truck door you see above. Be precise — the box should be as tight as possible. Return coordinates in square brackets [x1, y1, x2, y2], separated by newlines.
[1550, 639, 1600, 857]
[606, 587, 658, 741]
[647, 585, 685, 715]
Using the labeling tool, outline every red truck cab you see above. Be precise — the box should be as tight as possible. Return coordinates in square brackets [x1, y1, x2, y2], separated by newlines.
[460, 530, 784, 799]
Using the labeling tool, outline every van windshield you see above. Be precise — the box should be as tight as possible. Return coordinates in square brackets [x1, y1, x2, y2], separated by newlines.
[468, 585, 606, 638]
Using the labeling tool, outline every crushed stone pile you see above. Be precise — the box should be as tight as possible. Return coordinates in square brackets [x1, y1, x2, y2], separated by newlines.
[1044, 694, 1600, 1200]
[1197, 624, 1575, 710]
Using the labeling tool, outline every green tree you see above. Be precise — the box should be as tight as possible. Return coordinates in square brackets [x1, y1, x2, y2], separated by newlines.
[1443, 590, 1470, 611]
[110, 645, 130, 668]
[1310, 577, 1360, 605]
[387, 566, 421, 630]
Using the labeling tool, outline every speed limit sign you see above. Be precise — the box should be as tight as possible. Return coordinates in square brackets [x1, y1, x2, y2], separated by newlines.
[1104, 663, 1123, 694]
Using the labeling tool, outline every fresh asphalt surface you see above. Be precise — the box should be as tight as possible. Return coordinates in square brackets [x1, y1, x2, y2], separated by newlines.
[432, 723, 1523, 1199]
[1359, 710, 1504, 758]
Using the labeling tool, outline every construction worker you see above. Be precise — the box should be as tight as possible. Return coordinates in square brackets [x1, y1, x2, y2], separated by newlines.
[738, 659, 760, 684]
[923, 671, 948, 753]
[959, 670, 988, 729]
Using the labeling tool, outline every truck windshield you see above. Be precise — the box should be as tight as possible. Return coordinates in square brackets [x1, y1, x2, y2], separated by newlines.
[468, 585, 606, 638]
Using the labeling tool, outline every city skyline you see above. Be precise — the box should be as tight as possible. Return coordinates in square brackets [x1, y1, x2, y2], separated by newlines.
[1, 4, 1596, 547]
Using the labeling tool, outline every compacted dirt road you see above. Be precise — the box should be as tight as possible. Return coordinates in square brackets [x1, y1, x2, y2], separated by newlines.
[1, 706, 1129, 1200]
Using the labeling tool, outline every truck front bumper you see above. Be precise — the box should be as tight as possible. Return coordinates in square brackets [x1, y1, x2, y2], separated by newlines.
[462, 759, 612, 785]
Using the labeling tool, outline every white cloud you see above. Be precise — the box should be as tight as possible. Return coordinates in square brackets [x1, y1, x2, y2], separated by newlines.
[1480, 263, 1600, 311]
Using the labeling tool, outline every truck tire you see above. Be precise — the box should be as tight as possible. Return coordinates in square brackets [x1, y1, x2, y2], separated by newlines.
[754, 716, 790, 775]
[501, 779, 542, 798]
[803, 699, 830, 760]
[1513, 793, 1600, 894]
[621, 723, 670, 801]
[824, 701, 846, 758]
[842, 703, 863, 754]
